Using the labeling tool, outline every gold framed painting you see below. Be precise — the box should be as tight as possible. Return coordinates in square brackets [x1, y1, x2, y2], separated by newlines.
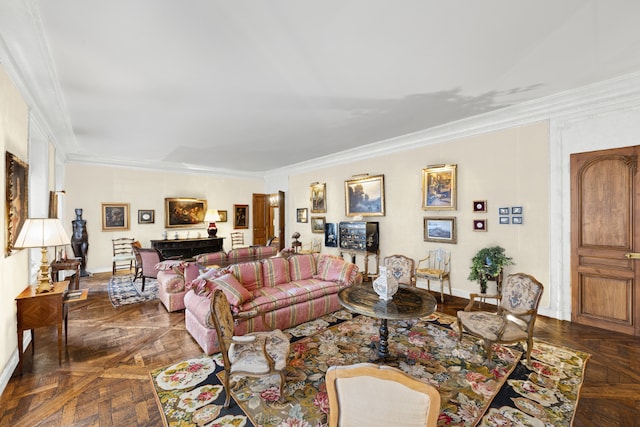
[310, 182, 326, 213]
[102, 203, 130, 231]
[165, 198, 207, 228]
[423, 216, 457, 244]
[422, 164, 457, 210]
[234, 204, 249, 229]
[344, 174, 385, 217]
[311, 216, 325, 233]
[5, 152, 29, 255]
[218, 210, 228, 222]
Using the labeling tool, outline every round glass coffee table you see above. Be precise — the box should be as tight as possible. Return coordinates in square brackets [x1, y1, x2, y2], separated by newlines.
[338, 284, 437, 361]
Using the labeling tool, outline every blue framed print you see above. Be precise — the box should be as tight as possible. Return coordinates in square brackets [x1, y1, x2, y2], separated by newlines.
[512, 216, 523, 224]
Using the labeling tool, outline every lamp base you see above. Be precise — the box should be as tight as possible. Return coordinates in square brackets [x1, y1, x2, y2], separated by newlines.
[207, 223, 218, 237]
[35, 247, 53, 293]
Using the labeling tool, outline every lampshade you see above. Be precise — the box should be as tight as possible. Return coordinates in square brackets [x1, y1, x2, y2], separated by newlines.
[204, 209, 221, 222]
[14, 218, 71, 248]
[14, 218, 71, 293]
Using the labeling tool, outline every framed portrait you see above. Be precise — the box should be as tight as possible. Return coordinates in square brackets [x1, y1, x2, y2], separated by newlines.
[138, 209, 155, 224]
[297, 208, 308, 223]
[422, 164, 457, 210]
[218, 210, 228, 222]
[423, 217, 456, 244]
[102, 203, 130, 231]
[234, 204, 249, 229]
[473, 200, 487, 213]
[311, 216, 325, 233]
[5, 152, 29, 255]
[325, 222, 337, 247]
[310, 182, 326, 213]
[473, 219, 488, 232]
[345, 174, 385, 217]
[165, 198, 207, 228]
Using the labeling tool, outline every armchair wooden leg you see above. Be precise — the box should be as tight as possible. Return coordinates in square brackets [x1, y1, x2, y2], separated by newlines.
[223, 370, 232, 408]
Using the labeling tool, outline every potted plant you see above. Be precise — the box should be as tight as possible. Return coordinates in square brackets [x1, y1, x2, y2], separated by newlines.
[468, 246, 514, 293]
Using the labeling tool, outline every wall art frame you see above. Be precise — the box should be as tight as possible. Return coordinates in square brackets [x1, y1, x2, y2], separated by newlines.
[311, 216, 325, 233]
[423, 216, 457, 244]
[102, 203, 130, 231]
[473, 200, 487, 213]
[233, 204, 249, 229]
[218, 210, 228, 222]
[5, 151, 29, 255]
[310, 182, 326, 213]
[325, 222, 337, 247]
[344, 174, 385, 217]
[165, 198, 207, 228]
[297, 208, 308, 223]
[138, 209, 155, 224]
[422, 164, 457, 210]
[499, 216, 510, 224]
[473, 219, 487, 232]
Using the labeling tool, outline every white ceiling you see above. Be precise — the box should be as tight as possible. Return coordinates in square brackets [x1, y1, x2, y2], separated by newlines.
[3, 1, 640, 176]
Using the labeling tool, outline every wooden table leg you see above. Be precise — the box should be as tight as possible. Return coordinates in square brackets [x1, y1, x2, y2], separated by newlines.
[17, 329, 23, 376]
[57, 323, 62, 365]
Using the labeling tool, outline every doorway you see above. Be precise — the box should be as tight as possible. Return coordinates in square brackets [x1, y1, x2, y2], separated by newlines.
[570, 146, 640, 335]
[252, 191, 285, 250]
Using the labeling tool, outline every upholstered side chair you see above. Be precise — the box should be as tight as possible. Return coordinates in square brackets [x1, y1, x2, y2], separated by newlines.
[325, 362, 441, 427]
[415, 248, 451, 303]
[132, 246, 161, 291]
[457, 272, 544, 365]
[209, 289, 290, 408]
[383, 254, 416, 286]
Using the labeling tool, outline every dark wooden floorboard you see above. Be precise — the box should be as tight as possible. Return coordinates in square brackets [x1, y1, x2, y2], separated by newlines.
[1, 273, 639, 426]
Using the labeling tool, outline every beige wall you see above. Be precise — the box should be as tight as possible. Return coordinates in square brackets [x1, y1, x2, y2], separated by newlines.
[63, 164, 266, 272]
[0, 66, 30, 382]
[288, 121, 550, 306]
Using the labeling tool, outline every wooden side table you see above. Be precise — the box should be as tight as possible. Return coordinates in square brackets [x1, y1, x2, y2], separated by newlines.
[51, 258, 81, 290]
[15, 281, 68, 375]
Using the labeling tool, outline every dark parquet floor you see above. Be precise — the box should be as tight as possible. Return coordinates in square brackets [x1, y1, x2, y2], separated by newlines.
[0, 272, 638, 426]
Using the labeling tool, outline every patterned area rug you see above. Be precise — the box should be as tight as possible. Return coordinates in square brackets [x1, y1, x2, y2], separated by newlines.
[108, 274, 158, 307]
[150, 310, 589, 427]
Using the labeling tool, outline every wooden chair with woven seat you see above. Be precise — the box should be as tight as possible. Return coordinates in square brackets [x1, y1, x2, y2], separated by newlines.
[457, 272, 544, 365]
[112, 237, 136, 275]
[325, 362, 441, 427]
[230, 231, 246, 249]
[415, 248, 451, 303]
[209, 289, 290, 408]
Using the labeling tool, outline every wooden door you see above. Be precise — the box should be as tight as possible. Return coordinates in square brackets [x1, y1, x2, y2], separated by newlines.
[277, 190, 285, 251]
[252, 193, 269, 246]
[571, 146, 640, 335]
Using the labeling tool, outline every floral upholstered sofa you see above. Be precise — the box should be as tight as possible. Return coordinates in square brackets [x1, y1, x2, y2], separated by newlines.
[154, 246, 280, 312]
[183, 253, 361, 354]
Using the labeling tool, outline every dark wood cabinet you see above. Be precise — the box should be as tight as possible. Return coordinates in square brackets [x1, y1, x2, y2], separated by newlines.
[150, 237, 224, 260]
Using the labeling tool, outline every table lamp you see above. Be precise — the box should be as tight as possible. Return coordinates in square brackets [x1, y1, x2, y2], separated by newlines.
[204, 209, 221, 237]
[14, 218, 71, 293]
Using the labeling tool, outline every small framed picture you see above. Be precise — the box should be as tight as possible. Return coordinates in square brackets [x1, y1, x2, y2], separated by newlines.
[311, 216, 325, 233]
[297, 208, 308, 223]
[218, 210, 228, 222]
[138, 209, 155, 224]
[423, 216, 457, 244]
[511, 206, 523, 214]
[234, 204, 249, 229]
[473, 219, 487, 232]
[512, 216, 523, 224]
[499, 207, 509, 215]
[473, 200, 487, 213]
[102, 203, 130, 231]
[499, 216, 510, 224]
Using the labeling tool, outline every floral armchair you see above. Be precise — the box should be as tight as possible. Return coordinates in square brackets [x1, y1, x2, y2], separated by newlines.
[457, 272, 544, 364]
[383, 254, 416, 286]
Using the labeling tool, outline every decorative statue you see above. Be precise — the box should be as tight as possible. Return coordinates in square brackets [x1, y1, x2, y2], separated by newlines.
[71, 208, 90, 276]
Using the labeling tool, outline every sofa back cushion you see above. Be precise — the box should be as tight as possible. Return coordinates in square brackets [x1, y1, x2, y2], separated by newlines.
[227, 247, 254, 262]
[230, 261, 263, 291]
[254, 245, 278, 257]
[314, 254, 358, 284]
[211, 273, 252, 307]
[194, 251, 227, 265]
[289, 254, 317, 281]
[262, 257, 291, 287]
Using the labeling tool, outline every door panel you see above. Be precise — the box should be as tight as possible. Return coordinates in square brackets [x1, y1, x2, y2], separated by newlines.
[252, 193, 268, 246]
[571, 146, 640, 335]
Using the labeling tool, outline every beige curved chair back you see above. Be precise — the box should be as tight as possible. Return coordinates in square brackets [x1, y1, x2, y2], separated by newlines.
[326, 362, 440, 427]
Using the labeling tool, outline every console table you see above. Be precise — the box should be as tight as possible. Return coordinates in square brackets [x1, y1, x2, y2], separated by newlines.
[151, 237, 224, 259]
[51, 258, 81, 290]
